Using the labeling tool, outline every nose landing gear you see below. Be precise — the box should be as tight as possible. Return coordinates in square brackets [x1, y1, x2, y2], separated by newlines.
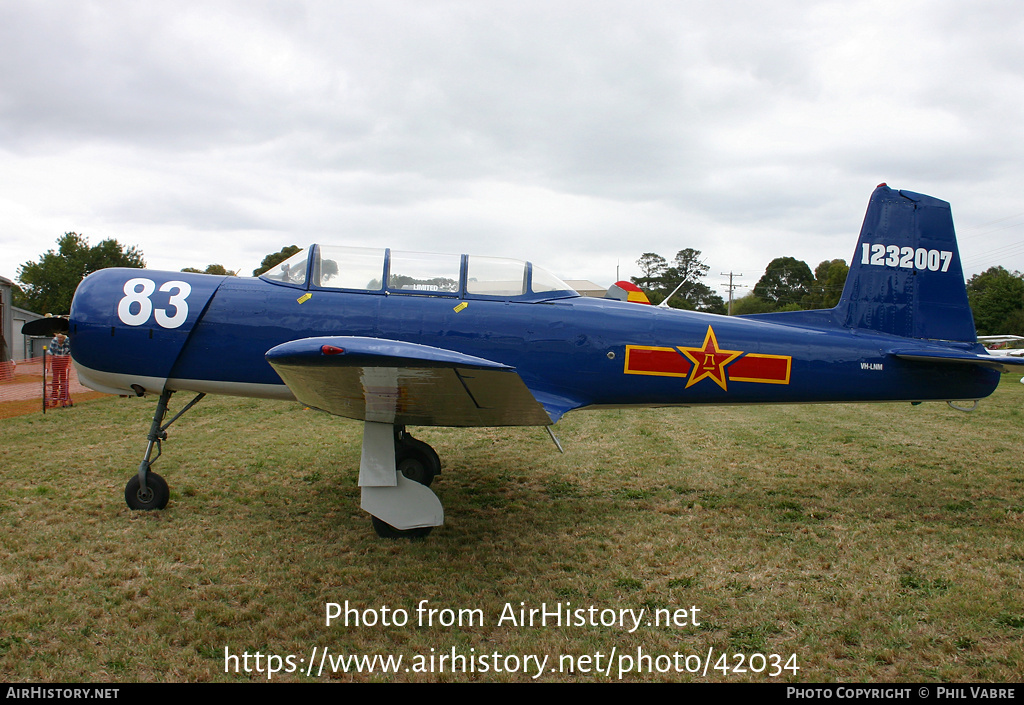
[124, 388, 205, 512]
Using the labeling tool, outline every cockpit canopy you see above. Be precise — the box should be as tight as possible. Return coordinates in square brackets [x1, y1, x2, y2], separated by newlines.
[260, 245, 578, 301]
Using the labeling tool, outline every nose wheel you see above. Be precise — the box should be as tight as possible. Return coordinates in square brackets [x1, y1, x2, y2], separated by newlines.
[125, 472, 169, 510]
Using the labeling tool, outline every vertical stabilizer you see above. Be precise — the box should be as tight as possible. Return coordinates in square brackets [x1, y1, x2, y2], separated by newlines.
[835, 184, 976, 342]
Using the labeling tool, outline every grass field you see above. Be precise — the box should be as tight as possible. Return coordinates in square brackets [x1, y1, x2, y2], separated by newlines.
[1, 376, 1022, 682]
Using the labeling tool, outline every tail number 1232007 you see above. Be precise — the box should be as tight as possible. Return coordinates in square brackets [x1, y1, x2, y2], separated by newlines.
[861, 244, 952, 272]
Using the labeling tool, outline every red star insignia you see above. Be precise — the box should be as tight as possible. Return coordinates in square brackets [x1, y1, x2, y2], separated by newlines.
[678, 326, 743, 391]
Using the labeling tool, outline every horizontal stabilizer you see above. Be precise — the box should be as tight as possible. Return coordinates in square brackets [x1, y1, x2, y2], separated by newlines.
[892, 347, 1024, 373]
[266, 336, 552, 426]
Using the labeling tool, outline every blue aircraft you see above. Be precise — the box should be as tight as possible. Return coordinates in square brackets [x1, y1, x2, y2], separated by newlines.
[66, 184, 1024, 537]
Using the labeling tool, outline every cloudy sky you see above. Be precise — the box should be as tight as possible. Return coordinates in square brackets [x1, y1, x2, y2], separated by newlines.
[3, 1, 1024, 300]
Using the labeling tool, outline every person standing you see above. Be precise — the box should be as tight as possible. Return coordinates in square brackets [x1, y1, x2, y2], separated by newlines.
[49, 332, 70, 357]
[48, 332, 72, 407]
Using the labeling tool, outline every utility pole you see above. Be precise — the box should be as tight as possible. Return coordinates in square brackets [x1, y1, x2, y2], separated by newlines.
[720, 272, 745, 315]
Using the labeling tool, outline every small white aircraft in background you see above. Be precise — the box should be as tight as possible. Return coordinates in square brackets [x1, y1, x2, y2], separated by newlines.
[978, 336, 1024, 384]
[978, 335, 1024, 357]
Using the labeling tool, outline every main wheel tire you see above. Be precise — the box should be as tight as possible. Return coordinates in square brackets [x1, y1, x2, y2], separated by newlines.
[125, 472, 170, 510]
[396, 438, 441, 486]
[371, 516, 433, 539]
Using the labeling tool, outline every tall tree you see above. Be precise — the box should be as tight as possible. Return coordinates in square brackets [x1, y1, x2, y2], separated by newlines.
[634, 252, 668, 288]
[15, 233, 145, 314]
[631, 248, 724, 313]
[663, 249, 710, 298]
[966, 266, 1024, 335]
[752, 257, 814, 308]
[254, 246, 302, 277]
[803, 259, 849, 309]
[1004, 309, 1024, 337]
[731, 292, 778, 315]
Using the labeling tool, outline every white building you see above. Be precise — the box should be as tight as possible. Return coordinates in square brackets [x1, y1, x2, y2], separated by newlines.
[0, 276, 45, 361]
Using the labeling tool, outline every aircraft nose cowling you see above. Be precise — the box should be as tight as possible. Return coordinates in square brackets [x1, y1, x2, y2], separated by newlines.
[69, 268, 228, 395]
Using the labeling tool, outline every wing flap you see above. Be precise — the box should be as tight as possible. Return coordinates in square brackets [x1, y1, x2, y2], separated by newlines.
[266, 336, 552, 426]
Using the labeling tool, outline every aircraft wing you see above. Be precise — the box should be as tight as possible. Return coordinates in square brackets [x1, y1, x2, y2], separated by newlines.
[265, 336, 554, 427]
[892, 347, 1024, 373]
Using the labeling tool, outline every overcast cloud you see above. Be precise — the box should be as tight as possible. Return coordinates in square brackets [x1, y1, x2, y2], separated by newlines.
[3, 0, 1024, 299]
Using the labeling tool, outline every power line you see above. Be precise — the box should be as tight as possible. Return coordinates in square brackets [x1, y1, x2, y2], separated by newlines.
[961, 240, 1024, 271]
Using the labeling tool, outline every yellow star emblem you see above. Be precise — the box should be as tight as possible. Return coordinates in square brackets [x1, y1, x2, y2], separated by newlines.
[678, 326, 743, 391]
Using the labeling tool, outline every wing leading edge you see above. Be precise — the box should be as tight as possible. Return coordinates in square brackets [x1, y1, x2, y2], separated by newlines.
[265, 336, 553, 427]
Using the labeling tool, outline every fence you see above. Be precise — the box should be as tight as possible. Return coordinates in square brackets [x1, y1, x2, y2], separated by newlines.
[0, 355, 94, 408]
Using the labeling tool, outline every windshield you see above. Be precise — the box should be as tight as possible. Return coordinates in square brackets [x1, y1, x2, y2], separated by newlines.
[259, 248, 309, 286]
[530, 263, 574, 294]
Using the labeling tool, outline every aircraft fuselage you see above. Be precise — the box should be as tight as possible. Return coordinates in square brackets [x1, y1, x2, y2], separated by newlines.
[70, 268, 999, 417]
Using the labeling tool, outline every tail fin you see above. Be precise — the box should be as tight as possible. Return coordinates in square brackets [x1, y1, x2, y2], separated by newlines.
[835, 184, 976, 342]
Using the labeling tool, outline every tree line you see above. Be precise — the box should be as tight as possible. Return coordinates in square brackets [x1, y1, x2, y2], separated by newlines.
[633, 248, 1024, 336]
[11, 234, 302, 314]
[632, 249, 850, 315]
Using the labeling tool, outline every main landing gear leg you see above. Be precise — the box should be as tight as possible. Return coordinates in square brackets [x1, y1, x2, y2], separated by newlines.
[124, 389, 205, 511]
[359, 421, 444, 538]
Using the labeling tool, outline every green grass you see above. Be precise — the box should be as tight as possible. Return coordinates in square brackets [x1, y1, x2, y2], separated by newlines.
[1, 376, 1022, 682]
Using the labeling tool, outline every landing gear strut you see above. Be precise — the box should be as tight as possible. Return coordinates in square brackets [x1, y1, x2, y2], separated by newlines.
[125, 389, 205, 511]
